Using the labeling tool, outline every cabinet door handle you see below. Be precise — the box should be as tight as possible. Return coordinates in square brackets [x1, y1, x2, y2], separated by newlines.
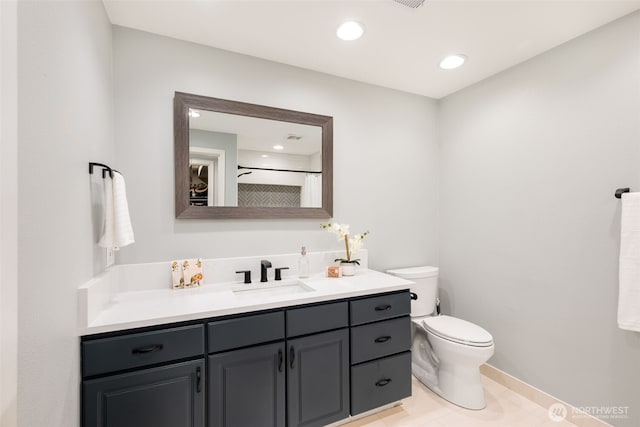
[375, 304, 392, 311]
[289, 346, 295, 369]
[196, 366, 202, 393]
[375, 378, 392, 387]
[131, 344, 163, 355]
[278, 349, 283, 372]
[410, 292, 418, 300]
[374, 336, 392, 343]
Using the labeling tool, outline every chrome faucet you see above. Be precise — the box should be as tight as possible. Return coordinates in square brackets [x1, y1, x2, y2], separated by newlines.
[260, 260, 272, 282]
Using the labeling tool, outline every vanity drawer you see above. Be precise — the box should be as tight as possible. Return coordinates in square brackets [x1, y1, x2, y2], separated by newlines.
[350, 351, 412, 415]
[286, 301, 348, 337]
[208, 311, 284, 353]
[350, 291, 410, 326]
[82, 324, 204, 377]
[351, 316, 411, 364]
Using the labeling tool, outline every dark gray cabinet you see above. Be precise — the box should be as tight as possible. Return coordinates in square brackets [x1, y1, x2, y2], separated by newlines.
[351, 351, 412, 415]
[207, 302, 350, 427]
[350, 316, 411, 365]
[350, 292, 411, 326]
[349, 291, 412, 415]
[82, 290, 410, 427]
[286, 301, 348, 337]
[208, 341, 285, 427]
[207, 312, 284, 353]
[287, 329, 350, 427]
[83, 359, 205, 427]
[82, 324, 204, 377]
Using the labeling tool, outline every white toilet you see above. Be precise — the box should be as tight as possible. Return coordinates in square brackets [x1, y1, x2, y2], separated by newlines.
[387, 266, 494, 410]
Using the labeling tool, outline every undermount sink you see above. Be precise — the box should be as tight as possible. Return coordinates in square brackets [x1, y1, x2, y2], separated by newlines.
[232, 280, 314, 299]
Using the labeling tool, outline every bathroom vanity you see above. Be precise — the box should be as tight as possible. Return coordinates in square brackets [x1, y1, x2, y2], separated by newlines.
[78, 254, 413, 427]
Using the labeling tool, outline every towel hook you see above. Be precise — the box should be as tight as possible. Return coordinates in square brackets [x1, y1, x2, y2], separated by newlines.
[615, 188, 631, 199]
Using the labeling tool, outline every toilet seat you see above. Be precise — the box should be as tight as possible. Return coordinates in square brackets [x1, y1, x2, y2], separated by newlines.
[421, 315, 493, 347]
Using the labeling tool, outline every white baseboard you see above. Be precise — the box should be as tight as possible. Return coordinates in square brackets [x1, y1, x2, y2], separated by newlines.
[326, 402, 401, 427]
[481, 364, 614, 427]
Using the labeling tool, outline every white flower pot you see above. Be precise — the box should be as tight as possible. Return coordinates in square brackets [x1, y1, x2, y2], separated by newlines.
[341, 263, 356, 276]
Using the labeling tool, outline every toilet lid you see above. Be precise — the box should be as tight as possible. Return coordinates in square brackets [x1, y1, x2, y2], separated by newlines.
[386, 266, 439, 279]
[422, 315, 493, 347]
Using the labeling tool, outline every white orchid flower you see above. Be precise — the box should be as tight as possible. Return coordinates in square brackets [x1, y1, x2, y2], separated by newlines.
[348, 237, 363, 253]
[321, 222, 369, 262]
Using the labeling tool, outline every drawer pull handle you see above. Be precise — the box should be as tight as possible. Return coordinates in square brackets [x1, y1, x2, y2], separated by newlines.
[375, 304, 392, 311]
[410, 292, 418, 300]
[374, 336, 392, 343]
[376, 378, 392, 387]
[278, 349, 284, 372]
[290, 346, 295, 369]
[132, 344, 163, 355]
[196, 366, 202, 393]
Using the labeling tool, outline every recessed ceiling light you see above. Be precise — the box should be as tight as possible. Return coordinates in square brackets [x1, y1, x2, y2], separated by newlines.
[273, 145, 284, 150]
[337, 21, 364, 41]
[188, 109, 200, 118]
[261, 154, 269, 158]
[439, 54, 467, 70]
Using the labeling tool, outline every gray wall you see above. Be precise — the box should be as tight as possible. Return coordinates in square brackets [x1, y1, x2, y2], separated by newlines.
[439, 11, 640, 426]
[113, 26, 440, 270]
[17, 1, 114, 426]
[1, 0, 18, 424]
[190, 129, 238, 205]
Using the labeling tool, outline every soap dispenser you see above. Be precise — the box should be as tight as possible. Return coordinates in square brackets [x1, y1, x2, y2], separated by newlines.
[298, 246, 310, 278]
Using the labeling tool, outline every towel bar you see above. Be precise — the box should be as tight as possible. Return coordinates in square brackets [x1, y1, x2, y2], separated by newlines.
[615, 188, 631, 199]
[89, 162, 120, 178]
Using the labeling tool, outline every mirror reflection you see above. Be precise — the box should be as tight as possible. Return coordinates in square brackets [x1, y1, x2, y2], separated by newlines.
[188, 109, 323, 208]
[174, 92, 332, 219]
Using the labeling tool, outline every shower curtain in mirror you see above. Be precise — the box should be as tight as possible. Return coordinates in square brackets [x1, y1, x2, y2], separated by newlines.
[301, 173, 322, 208]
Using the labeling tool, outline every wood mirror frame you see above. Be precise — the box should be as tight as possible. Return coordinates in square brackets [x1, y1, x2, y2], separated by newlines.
[174, 92, 333, 219]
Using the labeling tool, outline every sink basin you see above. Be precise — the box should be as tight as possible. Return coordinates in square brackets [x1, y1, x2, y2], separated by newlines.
[232, 280, 314, 299]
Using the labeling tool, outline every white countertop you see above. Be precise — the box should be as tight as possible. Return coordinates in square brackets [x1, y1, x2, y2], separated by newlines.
[80, 269, 413, 336]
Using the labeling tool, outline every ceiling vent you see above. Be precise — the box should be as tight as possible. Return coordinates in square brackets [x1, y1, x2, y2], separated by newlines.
[393, 0, 425, 8]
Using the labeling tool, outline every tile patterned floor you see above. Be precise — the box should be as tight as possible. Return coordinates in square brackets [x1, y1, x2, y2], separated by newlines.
[343, 375, 577, 427]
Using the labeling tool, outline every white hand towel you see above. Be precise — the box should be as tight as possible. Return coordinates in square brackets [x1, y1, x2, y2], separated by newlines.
[112, 173, 135, 248]
[618, 192, 640, 331]
[98, 173, 135, 250]
[98, 176, 115, 249]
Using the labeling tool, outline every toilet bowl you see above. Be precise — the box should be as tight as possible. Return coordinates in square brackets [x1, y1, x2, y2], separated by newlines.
[387, 266, 494, 410]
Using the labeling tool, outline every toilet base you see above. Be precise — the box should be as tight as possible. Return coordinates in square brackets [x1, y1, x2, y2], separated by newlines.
[413, 366, 487, 410]
[412, 360, 488, 410]
[440, 361, 487, 409]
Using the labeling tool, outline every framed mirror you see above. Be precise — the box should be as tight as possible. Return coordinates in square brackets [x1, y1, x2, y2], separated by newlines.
[174, 92, 333, 219]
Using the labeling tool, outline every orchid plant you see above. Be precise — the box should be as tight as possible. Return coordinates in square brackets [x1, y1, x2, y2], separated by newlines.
[321, 223, 369, 265]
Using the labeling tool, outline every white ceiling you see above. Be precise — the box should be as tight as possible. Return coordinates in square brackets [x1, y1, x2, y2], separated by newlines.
[103, 0, 640, 99]
[191, 109, 322, 155]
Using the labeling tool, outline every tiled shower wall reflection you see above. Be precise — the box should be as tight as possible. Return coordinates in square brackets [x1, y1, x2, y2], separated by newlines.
[238, 184, 301, 207]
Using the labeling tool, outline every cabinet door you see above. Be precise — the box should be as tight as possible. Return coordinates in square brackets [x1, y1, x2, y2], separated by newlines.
[208, 341, 285, 427]
[287, 329, 349, 427]
[83, 359, 204, 427]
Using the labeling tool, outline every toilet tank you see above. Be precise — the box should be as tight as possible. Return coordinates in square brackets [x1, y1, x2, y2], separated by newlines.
[386, 266, 439, 317]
